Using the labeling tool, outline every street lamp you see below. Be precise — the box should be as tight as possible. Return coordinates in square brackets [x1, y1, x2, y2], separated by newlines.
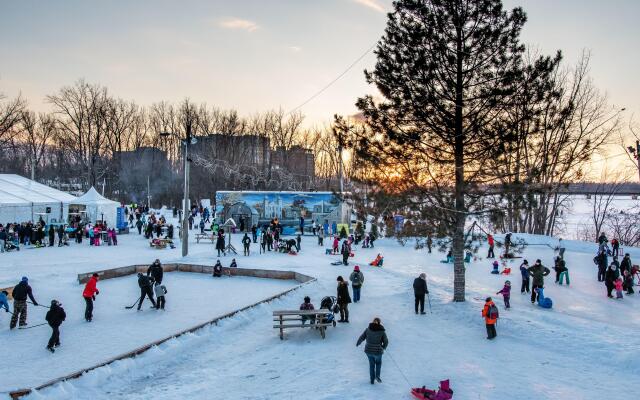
[160, 127, 197, 257]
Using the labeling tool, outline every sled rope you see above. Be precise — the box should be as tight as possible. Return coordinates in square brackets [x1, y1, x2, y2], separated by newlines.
[387, 351, 412, 387]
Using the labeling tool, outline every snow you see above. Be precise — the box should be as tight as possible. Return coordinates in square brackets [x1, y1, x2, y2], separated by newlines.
[1, 223, 639, 399]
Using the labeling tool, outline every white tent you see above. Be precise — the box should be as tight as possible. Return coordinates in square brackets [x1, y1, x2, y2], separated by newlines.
[0, 174, 76, 224]
[71, 187, 120, 227]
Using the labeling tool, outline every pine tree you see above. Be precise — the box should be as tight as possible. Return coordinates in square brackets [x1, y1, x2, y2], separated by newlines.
[347, 0, 557, 301]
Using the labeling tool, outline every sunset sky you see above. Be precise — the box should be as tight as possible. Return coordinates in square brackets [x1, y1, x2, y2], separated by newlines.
[1, 0, 639, 174]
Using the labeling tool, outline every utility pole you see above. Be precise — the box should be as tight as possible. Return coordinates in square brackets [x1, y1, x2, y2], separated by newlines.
[182, 123, 192, 258]
[147, 176, 151, 209]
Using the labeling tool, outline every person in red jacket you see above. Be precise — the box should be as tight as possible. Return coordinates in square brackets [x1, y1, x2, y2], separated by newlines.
[83, 273, 100, 322]
[487, 234, 495, 259]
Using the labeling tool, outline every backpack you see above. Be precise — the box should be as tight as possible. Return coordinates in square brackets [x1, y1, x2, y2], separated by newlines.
[487, 304, 499, 320]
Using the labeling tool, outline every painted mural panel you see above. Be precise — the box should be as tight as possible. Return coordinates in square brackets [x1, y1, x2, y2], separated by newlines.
[215, 191, 344, 228]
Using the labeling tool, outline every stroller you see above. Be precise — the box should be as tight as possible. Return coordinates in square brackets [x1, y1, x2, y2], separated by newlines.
[320, 296, 338, 327]
[4, 237, 20, 252]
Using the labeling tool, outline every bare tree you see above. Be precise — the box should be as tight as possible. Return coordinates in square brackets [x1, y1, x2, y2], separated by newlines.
[0, 92, 26, 150]
[590, 169, 628, 241]
[19, 111, 56, 180]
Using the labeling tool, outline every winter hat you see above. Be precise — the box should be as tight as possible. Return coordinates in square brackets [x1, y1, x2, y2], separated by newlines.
[304, 296, 311, 304]
[51, 299, 59, 306]
[523, 260, 529, 265]
[21, 276, 28, 282]
[493, 261, 499, 266]
[92, 273, 99, 278]
[485, 297, 492, 302]
[337, 276, 344, 282]
[354, 265, 360, 271]
[505, 280, 511, 285]
[420, 273, 426, 279]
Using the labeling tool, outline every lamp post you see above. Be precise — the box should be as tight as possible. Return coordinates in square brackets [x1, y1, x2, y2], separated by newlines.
[160, 125, 196, 257]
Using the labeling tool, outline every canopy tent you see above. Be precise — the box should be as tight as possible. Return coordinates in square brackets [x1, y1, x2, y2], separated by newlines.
[70, 187, 120, 227]
[0, 174, 76, 224]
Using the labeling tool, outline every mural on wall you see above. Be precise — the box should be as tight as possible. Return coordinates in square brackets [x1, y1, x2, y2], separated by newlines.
[215, 191, 344, 228]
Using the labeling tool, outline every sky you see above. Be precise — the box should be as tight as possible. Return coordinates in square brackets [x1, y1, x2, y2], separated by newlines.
[1, 0, 639, 174]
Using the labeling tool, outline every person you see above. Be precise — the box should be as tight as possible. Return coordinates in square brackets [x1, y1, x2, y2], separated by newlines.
[216, 229, 226, 257]
[496, 280, 511, 309]
[611, 238, 620, 257]
[296, 234, 301, 252]
[341, 239, 351, 266]
[0, 290, 10, 317]
[136, 219, 143, 235]
[299, 216, 305, 235]
[504, 232, 512, 256]
[199, 219, 205, 234]
[356, 317, 388, 385]
[519, 260, 530, 294]
[623, 270, 634, 295]
[491, 260, 499, 274]
[482, 297, 498, 340]
[188, 214, 194, 230]
[136, 273, 156, 310]
[299, 296, 315, 324]
[556, 258, 570, 285]
[332, 236, 339, 254]
[413, 273, 429, 315]
[154, 282, 168, 309]
[242, 233, 251, 256]
[318, 226, 324, 246]
[605, 264, 616, 298]
[0, 226, 6, 252]
[370, 254, 384, 267]
[350, 266, 365, 303]
[527, 259, 550, 304]
[336, 276, 351, 323]
[230, 258, 238, 268]
[147, 259, 164, 284]
[260, 231, 267, 254]
[620, 253, 631, 276]
[57, 225, 65, 247]
[596, 250, 608, 282]
[251, 225, 258, 243]
[553, 257, 565, 283]
[213, 260, 223, 277]
[10, 277, 38, 329]
[48, 225, 55, 247]
[45, 300, 66, 353]
[614, 277, 624, 299]
[487, 234, 495, 258]
[82, 273, 100, 322]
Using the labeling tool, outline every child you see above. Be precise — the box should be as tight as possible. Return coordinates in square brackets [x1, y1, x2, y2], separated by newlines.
[299, 296, 315, 324]
[230, 258, 238, 268]
[491, 261, 499, 274]
[213, 260, 223, 278]
[623, 270, 634, 295]
[481, 297, 498, 340]
[614, 277, 624, 299]
[154, 282, 167, 310]
[496, 280, 511, 309]
[332, 236, 339, 254]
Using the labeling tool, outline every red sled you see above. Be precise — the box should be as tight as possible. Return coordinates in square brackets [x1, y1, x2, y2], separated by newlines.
[411, 379, 453, 400]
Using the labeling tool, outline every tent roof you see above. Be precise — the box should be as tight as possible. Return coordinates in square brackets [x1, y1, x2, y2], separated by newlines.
[0, 174, 77, 205]
[72, 187, 120, 205]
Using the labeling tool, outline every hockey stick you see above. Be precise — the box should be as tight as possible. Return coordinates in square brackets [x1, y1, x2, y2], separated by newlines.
[427, 293, 433, 314]
[28, 301, 50, 308]
[125, 297, 140, 309]
[19, 322, 48, 329]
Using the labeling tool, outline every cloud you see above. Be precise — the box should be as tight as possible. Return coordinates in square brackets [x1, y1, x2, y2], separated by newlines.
[219, 17, 259, 32]
[288, 46, 302, 52]
[352, 0, 385, 13]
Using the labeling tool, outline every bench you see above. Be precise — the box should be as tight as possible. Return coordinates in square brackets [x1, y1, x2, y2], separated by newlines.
[195, 233, 215, 244]
[273, 309, 333, 340]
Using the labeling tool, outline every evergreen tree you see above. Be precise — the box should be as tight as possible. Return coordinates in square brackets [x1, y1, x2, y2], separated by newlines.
[346, 0, 558, 301]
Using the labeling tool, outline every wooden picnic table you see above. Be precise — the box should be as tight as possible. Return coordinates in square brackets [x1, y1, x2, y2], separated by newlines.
[273, 309, 333, 340]
[195, 233, 215, 244]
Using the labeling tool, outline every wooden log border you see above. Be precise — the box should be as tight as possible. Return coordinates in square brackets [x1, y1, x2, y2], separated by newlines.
[9, 264, 315, 399]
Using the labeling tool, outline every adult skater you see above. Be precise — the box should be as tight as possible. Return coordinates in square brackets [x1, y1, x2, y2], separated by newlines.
[349, 266, 364, 303]
[48, 225, 55, 247]
[356, 317, 389, 384]
[10, 277, 38, 329]
[605, 264, 617, 298]
[519, 260, 530, 294]
[620, 253, 632, 276]
[251, 225, 257, 243]
[336, 276, 351, 323]
[528, 259, 550, 304]
[147, 259, 164, 284]
[136, 273, 156, 310]
[242, 233, 251, 256]
[45, 300, 66, 353]
[413, 273, 429, 315]
[82, 273, 100, 322]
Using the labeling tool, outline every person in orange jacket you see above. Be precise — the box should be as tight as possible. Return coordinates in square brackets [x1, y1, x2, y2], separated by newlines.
[481, 297, 498, 340]
[82, 273, 100, 322]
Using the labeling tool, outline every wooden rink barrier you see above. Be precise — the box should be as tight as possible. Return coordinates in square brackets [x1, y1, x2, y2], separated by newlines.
[10, 264, 315, 399]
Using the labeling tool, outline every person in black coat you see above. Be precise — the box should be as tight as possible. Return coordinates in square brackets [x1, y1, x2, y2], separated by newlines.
[605, 264, 617, 298]
[45, 300, 66, 353]
[620, 253, 631, 276]
[216, 229, 226, 257]
[147, 259, 164, 284]
[242, 233, 251, 256]
[251, 225, 257, 243]
[136, 273, 156, 310]
[213, 260, 223, 277]
[336, 276, 351, 323]
[10, 277, 38, 329]
[413, 273, 429, 315]
[48, 225, 55, 247]
[341, 240, 350, 266]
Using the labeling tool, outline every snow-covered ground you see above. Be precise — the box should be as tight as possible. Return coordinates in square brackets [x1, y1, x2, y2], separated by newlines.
[1, 224, 639, 399]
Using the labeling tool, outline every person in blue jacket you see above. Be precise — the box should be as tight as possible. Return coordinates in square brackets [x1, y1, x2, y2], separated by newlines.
[519, 260, 530, 294]
[0, 290, 10, 314]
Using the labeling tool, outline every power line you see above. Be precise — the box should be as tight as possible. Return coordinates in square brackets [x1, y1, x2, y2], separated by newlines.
[286, 42, 378, 116]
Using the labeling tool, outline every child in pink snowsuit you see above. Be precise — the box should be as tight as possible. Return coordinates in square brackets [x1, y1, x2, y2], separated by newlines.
[333, 237, 339, 254]
[496, 280, 511, 309]
[614, 277, 624, 299]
